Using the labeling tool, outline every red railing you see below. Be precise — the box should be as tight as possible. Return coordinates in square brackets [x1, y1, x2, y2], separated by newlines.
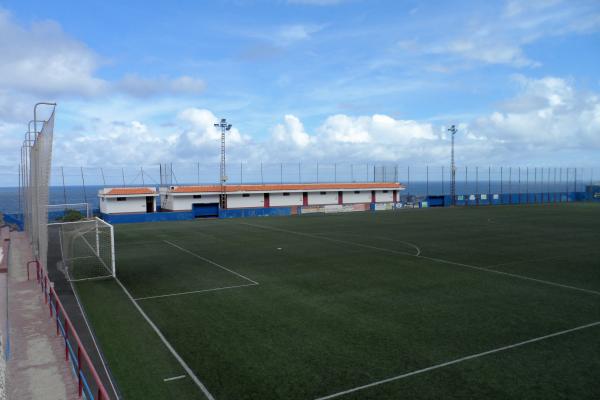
[29, 260, 111, 400]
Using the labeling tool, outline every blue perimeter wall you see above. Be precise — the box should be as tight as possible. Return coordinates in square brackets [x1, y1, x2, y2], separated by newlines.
[2, 190, 598, 228]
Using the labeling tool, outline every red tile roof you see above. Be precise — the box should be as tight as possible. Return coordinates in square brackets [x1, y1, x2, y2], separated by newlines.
[170, 182, 402, 193]
[105, 187, 156, 195]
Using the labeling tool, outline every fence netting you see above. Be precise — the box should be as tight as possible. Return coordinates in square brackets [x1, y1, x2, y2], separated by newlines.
[24, 110, 55, 271]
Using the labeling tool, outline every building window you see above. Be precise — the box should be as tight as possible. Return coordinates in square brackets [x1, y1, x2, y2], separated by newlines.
[283, 192, 290, 196]
[116, 197, 127, 201]
[354, 191, 360, 194]
[383, 190, 388, 193]
[320, 192, 327, 195]
[242, 194, 250, 197]
[193, 195, 202, 199]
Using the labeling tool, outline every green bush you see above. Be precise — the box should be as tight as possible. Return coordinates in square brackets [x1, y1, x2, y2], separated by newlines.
[60, 209, 84, 222]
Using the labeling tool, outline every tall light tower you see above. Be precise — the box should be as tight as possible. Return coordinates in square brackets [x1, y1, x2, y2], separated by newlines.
[448, 125, 457, 205]
[214, 118, 232, 209]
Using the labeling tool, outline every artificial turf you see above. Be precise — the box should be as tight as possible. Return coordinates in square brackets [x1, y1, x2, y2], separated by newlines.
[75, 203, 600, 399]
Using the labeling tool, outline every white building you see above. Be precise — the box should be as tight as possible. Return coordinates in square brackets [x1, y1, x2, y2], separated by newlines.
[98, 187, 158, 214]
[159, 183, 403, 212]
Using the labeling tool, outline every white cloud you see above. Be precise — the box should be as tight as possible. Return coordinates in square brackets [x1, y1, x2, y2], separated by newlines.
[467, 76, 600, 164]
[272, 114, 313, 147]
[0, 10, 106, 97]
[0, 9, 205, 101]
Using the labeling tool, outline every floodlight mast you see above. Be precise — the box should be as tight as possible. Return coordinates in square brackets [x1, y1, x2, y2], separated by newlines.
[448, 125, 457, 205]
[214, 118, 232, 209]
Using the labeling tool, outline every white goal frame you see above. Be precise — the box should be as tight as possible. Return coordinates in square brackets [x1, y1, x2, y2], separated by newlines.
[49, 217, 116, 280]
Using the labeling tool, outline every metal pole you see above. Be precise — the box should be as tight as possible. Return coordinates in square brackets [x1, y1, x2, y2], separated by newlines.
[100, 167, 106, 186]
[475, 166, 479, 195]
[407, 166, 410, 202]
[449, 125, 457, 205]
[441, 166, 445, 194]
[80, 167, 88, 204]
[518, 167, 521, 203]
[280, 163, 283, 184]
[351, 164, 354, 182]
[500, 167, 503, 195]
[61, 167, 67, 205]
[508, 167, 512, 203]
[533, 167, 538, 203]
[121, 168, 125, 186]
[465, 166, 468, 199]
[488, 166, 491, 195]
[240, 162, 243, 185]
[334, 163, 337, 183]
[260, 162, 264, 185]
[426, 165, 429, 197]
[141, 167, 145, 185]
[197, 162, 200, 185]
[316, 161, 319, 183]
[526, 167, 529, 203]
[554, 167, 557, 203]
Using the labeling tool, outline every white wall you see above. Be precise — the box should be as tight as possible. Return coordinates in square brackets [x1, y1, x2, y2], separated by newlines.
[375, 190, 393, 202]
[270, 192, 303, 207]
[307, 191, 338, 205]
[161, 194, 220, 211]
[342, 191, 371, 204]
[227, 193, 264, 208]
[101, 197, 149, 214]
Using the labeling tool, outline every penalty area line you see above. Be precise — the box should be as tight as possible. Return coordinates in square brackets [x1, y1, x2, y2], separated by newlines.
[164, 375, 186, 382]
[164, 240, 258, 285]
[135, 282, 259, 301]
[314, 321, 600, 400]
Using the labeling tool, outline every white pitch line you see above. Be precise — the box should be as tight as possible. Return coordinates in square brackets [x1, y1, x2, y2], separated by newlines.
[241, 222, 600, 297]
[114, 277, 216, 400]
[239, 222, 416, 258]
[314, 321, 600, 400]
[314, 232, 421, 257]
[135, 283, 259, 301]
[419, 254, 600, 296]
[163, 240, 258, 285]
[164, 375, 186, 382]
[68, 275, 113, 283]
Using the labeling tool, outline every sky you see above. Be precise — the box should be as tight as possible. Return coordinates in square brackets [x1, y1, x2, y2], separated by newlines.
[1, 0, 600, 185]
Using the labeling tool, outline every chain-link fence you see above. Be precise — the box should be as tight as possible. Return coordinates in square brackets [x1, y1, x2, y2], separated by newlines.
[22, 106, 56, 270]
[1, 162, 599, 214]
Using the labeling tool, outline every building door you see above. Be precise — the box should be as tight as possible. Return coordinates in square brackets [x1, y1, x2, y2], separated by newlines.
[146, 197, 154, 213]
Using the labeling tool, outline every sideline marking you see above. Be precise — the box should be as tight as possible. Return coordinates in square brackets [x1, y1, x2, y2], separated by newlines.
[135, 283, 258, 301]
[164, 375, 186, 382]
[241, 222, 600, 297]
[115, 277, 216, 400]
[314, 321, 600, 400]
[76, 230, 215, 399]
[164, 240, 258, 285]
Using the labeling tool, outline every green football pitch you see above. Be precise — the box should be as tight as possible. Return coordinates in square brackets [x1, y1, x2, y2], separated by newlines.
[75, 203, 600, 400]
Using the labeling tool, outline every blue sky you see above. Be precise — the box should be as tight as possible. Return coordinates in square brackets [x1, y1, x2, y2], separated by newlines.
[1, 0, 600, 185]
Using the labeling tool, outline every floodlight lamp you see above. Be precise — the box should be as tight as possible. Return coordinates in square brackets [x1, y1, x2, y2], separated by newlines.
[227, 124, 232, 130]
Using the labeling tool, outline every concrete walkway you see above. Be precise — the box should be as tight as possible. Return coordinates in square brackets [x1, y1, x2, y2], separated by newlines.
[6, 231, 79, 400]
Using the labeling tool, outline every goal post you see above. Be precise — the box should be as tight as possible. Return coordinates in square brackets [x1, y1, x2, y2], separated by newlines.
[52, 217, 115, 281]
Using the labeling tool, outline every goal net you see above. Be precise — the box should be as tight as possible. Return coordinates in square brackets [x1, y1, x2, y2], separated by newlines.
[54, 217, 115, 281]
[47, 203, 92, 223]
